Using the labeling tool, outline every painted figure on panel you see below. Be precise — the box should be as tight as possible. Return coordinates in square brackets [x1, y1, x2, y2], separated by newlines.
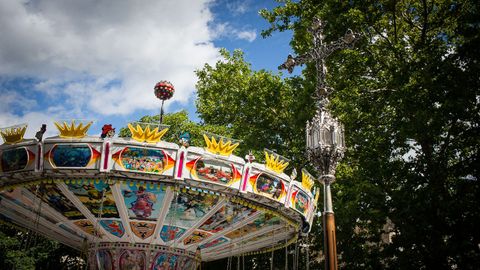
[123, 186, 156, 219]
[255, 174, 284, 199]
[119, 250, 145, 270]
[122, 184, 165, 221]
[96, 250, 114, 270]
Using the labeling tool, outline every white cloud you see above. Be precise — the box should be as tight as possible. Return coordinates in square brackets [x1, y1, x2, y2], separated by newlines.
[226, 1, 249, 15]
[0, 0, 221, 116]
[236, 30, 257, 42]
[212, 22, 257, 42]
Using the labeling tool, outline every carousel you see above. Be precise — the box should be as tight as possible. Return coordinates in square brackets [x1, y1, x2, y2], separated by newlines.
[0, 82, 319, 270]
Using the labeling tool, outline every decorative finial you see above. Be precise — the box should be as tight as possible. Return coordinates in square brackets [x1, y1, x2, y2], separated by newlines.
[264, 149, 289, 174]
[203, 133, 240, 156]
[154, 80, 175, 124]
[127, 123, 168, 143]
[54, 120, 93, 138]
[179, 132, 191, 147]
[101, 124, 115, 139]
[301, 169, 315, 192]
[290, 168, 298, 181]
[35, 124, 47, 141]
[245, 151, 255, 163]
[0, 124, 27, 144]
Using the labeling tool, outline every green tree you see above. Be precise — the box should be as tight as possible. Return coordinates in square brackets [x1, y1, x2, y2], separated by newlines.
[195, 48, 318, 269]
[0, 220, 84, 269]
[195, 48, 315, 166]
[259, 0, 480, 269]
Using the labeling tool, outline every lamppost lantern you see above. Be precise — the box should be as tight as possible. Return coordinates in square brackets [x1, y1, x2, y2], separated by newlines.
[306, 108, 345, 182]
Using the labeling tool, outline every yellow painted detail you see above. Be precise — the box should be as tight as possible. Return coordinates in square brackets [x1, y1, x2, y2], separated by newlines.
[0, 125, 27, 144]
[54, 120, 93, 138]
[302, 169, 315, 191]
[203, 134, 239, 156]
[314, 187, 320, 205]
[264, 151, 289, 174]
[127, 123, 168, 143]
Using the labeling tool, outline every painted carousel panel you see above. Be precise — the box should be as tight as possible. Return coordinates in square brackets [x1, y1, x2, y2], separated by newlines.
[224, 213, 282, 240]
[73, 219, 103, 237]
[119, 249, 146, 270]
[48, 144, 100, 168]
[198, 237, 229, 249]
[100, 220, 126, 238]
[150, 252, 195, 270]
[121, 183, 166, 221]
[164, 192, 219, 229]
[130, 221, 156, 240]
[289, 186, 311, 217]
[198, 203, 256, 233]
[113, 147, 175, 176]
[96, 249, 114, 270]
[27, 183, 85, 220]
[159, 225, 186, 242]
[67, 180, 119, 218]
[248, 172, 288, 203]
[185, 156, 242, 187]
[182, 230, 212, 245]
[0, 147, 34, 172]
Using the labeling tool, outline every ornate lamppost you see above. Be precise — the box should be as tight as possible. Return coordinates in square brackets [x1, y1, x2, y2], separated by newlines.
[279, 17, 359, 270]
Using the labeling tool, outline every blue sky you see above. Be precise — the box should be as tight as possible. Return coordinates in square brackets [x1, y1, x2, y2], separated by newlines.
[0, 0, 298, 138]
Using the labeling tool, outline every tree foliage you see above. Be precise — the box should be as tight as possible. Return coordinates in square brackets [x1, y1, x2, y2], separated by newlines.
[258, 0, 480, 269]
[195, 48, 315, 166]
[0, 220, 83, 270]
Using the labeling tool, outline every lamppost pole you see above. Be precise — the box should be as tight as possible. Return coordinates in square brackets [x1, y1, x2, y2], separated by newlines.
[279, 17, 359, 270]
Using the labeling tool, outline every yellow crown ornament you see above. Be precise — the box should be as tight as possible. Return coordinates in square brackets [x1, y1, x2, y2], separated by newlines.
[301, 169, 315, 192]
[264, 149, 289, 174]
[203, 133, 240, 156]
[128, 123, 168, 143]
[54, 120, 93, 138]
[0, 124, 27, 144]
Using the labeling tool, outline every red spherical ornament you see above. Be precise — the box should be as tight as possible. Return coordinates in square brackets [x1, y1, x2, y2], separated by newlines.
[154, 81, 175, 101]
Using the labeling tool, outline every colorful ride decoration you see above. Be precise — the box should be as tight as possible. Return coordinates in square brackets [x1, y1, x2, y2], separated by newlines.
[154, 81, 175, 101]
[0, 123, 27, 144]
[0, 121, 319, 269]
[127, 123, 169, 143]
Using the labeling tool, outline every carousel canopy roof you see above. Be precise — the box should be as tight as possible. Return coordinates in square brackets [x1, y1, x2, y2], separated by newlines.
[0, 121, 318, 261]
